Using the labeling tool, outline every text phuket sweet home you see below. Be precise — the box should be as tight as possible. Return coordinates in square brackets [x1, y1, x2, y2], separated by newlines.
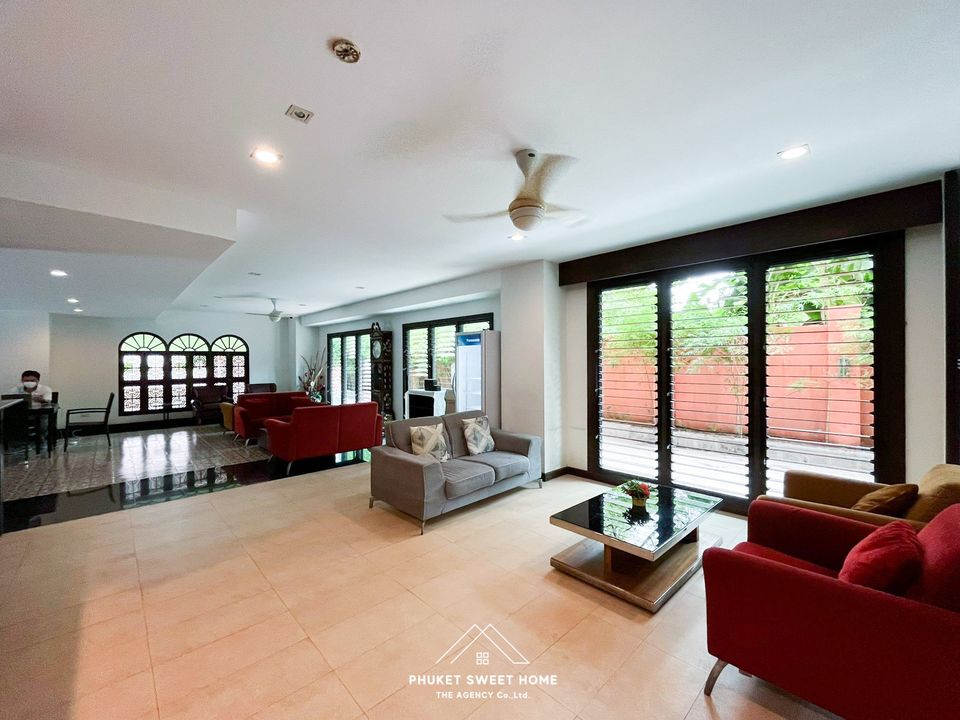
[409, 673, 558, 687]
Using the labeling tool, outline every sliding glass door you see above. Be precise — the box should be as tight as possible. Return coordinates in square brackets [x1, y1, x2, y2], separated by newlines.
[670, 271, 750, 498]
[593, 237, 900, 505]
[764, 253, 876, 494]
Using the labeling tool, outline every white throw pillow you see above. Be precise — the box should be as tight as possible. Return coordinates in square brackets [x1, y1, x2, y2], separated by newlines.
[410, 423, 450, 462]
[462, 416, 496, 455]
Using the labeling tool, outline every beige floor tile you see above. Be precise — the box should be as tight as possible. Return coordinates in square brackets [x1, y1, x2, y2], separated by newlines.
[49, 669, 157, 720]
[683, 668, 840, 720]
[646, 591, 714, 671]
[311, 591, 435, 668]
[159, 639, 331, 720]
[0, 619, 151, 720]
[0, 588, 143, 653]
[284, 572, 407, 636]
[526, 613, 643, 713]
[143, 569, 272, 631]
[336, 614, 462, 711]
[153, 612, 307, 708]
[580, 642, 703, 720]
[467, 686, 575, 720]
[250, 672, 364, 720]
[366, 682, 484, 720]
[148, 589, 287, 664]
[0, 462, 786, 720]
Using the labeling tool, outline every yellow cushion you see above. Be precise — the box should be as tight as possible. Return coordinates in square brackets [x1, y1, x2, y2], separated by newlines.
[851, 484, 918, 516]
[903, 482, 960, 523]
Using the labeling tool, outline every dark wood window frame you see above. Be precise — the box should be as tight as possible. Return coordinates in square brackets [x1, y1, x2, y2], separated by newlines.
[587, 233, 905, 514]
[118, 332, 250, 416]
[401, 313, 495, 394]
[945, 170, 960, 464]
[326, 329, 371, 405]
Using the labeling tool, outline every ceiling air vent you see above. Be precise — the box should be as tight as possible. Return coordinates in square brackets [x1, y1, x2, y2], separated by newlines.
[285, 104, 314, 124]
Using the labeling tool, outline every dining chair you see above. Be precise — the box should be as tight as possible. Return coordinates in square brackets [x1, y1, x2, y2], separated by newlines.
[63, 392, 115, 451]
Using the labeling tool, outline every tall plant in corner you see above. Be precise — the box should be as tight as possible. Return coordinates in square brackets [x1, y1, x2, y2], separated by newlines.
[299, 347, 327, 402]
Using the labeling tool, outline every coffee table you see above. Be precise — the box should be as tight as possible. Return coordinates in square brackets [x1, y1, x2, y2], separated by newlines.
[549, 483, 722, 612]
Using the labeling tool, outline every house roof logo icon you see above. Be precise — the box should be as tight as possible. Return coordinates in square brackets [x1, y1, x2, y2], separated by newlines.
[435, 624, 530, 665]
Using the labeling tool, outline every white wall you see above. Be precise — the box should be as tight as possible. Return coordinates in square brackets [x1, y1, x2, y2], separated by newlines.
[905, 224, 946, 480]
[562, 285, 588, 469]
[49, 310, 290, 425]
[0, 310, 51, 392]
[500, 260, 564, 473]
[560, 225, 949, 479]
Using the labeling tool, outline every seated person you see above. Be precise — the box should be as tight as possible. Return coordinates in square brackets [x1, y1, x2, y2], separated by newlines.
[8, 370, 53, 403]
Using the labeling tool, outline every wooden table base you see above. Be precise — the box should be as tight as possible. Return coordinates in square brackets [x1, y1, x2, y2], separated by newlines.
[550, 531, 721, 612]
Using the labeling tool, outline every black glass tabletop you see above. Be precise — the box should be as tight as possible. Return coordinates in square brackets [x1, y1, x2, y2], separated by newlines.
[550, 483, 722, 559]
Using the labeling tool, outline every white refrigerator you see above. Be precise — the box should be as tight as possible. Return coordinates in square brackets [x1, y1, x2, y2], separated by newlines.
[454, 330, 500, 428]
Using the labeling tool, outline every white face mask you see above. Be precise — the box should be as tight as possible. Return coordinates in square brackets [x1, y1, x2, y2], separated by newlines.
[22, 381, 37, 390]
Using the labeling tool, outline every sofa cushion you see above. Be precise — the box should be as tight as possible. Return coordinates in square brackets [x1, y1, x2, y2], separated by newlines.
[442, 410, 484, 458]
[241, 397, 273, 418]
[733, 541, 838, 578]
[910, 504, 960, 611]
[839, 521, 923, 594]
[851, 483, 919, 516]
[388, 416, 449, 454]
[442, 459, 495, 499]
[411, 423, 450, 462]
[460, 451, 529, 483]
[462, 416, 496, 455]
[903, 482, 960, 523]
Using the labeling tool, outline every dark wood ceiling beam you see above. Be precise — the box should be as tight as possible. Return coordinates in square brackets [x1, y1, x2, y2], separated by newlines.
[559, 181, 943, 286]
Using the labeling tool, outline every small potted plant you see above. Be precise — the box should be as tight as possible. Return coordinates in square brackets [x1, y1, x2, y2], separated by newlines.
[621, 480, 652, 508]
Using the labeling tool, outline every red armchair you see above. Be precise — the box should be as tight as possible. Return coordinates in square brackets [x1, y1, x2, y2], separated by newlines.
[702, 499, 960, 720]
[234, 391, 311, 443]
[265, 402, 382, 474]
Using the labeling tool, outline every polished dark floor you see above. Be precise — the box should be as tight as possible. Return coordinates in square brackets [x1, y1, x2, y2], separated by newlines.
[2, 452, 368, 533]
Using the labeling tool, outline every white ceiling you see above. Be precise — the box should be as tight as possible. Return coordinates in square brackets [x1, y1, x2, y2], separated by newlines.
[1, 1, 958, 317]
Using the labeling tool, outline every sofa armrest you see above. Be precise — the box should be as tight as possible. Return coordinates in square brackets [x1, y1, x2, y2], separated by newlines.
[760, 495, 927, 530]
[747, 498, 876, 571]
[703, 547, 960, 720]
[265, 418, 294, 459]
[783, 470, 878, 507]
[491, 430, 542, 479]
[370, 446, 445, 521]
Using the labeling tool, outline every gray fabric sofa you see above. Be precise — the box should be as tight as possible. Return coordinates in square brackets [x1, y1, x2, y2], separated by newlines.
[369, 410, 542, 532]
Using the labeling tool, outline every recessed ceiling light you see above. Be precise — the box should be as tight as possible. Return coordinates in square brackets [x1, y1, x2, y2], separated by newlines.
[50, 269, 68, 277]
[250, 148, 282, 165]
[73, 308, 84, 313]
[778, 144, 810, 160]
[67, 297, 79, 304]
[509, 233, 526, 241]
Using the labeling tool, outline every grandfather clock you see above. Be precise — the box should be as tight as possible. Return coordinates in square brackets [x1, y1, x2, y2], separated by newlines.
[370, 322, 394, 419]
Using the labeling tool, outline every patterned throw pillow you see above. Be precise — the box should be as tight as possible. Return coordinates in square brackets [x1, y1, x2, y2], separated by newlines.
[410, 424, 449, 462]
[462, 416, 495, 455]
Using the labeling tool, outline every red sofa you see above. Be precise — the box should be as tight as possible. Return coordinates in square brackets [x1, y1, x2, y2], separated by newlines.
[265, 402, 383, 473]
[234, 391, 312, 442]
[703, 499, 960, 720]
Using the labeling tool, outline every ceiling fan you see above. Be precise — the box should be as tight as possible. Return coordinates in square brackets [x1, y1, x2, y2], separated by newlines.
[445, 149, 587, 232]
[244, 297, 292, 323]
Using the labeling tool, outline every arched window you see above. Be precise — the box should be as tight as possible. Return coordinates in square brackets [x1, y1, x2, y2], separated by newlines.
[211, 335, 250, 400]
[168, 334, 211, 410]
[119, 332, 167, 414]
[118, 332, 252, 415]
